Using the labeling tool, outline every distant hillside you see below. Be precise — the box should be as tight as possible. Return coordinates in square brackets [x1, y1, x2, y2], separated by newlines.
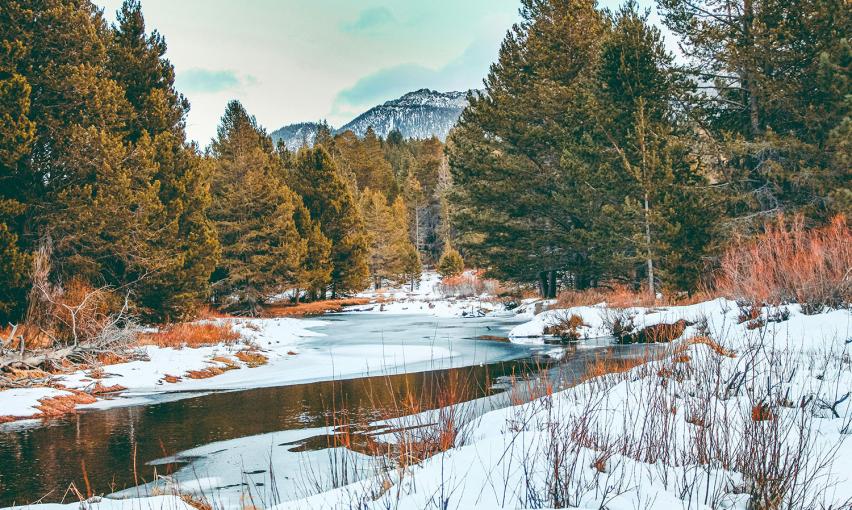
[270, 89, 474, 150]
[269, 122, 321, 151]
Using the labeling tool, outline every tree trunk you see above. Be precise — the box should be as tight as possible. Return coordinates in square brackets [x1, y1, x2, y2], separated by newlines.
[548, 270, 558, 299]
[644, 191, 655, 301]
[539, 271, 549, 299]
[743, 0, 761, 137]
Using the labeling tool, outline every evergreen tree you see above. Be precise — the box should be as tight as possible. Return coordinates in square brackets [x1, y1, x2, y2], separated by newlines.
[209, 101, 306, 312]
[401, 244, 422, 292]
[437, 244, 464, 278]
[290, 146, 369, 296]
[292, 198, 333, 301]
[593, 2, 715, 294]
[107, 0, 218, 320]
[0, 21, 35, 322]
[657, 0, 851, 223]
[447, 0, 609, 294]
[360, 188, 399, 288]
[333, 127, 398, 199]
[402, 170, 426, 250]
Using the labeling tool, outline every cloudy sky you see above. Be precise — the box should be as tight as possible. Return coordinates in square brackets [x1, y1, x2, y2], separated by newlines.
[96, 0, 660, 145]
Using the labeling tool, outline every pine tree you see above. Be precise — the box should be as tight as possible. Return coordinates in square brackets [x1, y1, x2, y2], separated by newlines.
[333, 127, 398, 199]
[360, 188, 398, 288]
[389, 195, 419, 285]
[107, 0, 218, 320]
[447, 0, 609, 293]
[209, 101, 306, 312]
[657, 0, 850, 223]
[593, 2, 714, 296]
[437, 243, 464, 278]
[401, 244, 422, 292]
[0, 24, 35, 323]
[403, 170, 426, 250]
[290, 146, 369, 296]
[292, 198, 332, 301]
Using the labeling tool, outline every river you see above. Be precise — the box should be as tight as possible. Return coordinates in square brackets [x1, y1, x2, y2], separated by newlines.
[0, 311, 651, 507]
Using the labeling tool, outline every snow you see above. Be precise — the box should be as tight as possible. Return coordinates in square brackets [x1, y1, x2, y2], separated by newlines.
[350, 271, 505, 318]
[6, 287, 850, 509]
[0, 274, 522, 419]
[260, 300, 850, 509]
[0, 387, 72, 420]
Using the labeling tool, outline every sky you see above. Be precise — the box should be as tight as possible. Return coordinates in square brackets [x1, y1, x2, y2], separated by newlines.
[95, 0, 662, 145]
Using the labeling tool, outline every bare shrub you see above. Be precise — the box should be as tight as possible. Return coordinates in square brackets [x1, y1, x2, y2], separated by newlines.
[436, 271, 502, 298]
[543, 311, 586, 342]
[718, 214, 851, 313]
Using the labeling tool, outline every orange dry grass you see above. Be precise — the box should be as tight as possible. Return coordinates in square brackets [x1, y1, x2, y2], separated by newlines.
[184, 366, 230, 379]
[35, 390, 97, 418]
[262, 298, 373, 317]
[751, 403, 775, 422]
[685, 335, 736, 358]
[137, 322, 241, 348]
[557, 284, 714, 308]
[235, 350, 268, 367]
[437, 271, 504, 298]
[581, 354, 649, 383]
[718, 214, 851, 311]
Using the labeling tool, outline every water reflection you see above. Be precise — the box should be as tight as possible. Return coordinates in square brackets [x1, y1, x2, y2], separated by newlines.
[0, 359, 541, 505]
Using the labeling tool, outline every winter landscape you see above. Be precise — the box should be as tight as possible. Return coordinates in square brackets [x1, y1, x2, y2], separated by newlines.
[0, 1, 850, 509]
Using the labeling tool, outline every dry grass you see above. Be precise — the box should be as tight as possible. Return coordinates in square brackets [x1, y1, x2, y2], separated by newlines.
[184, 365, 232, 379]
[557, 284, 714, 309]
[262, 298, 373, 317]
[580, 353, 650, 383]
[137, 322, 241, 348]
[685, 335, 736, 358]
[751, 403, 775, 422]
[718, 214, 851, 313]
[543, 313, 586, 342]
[35, 390, 98, 417]
[235, 349, 268, 367]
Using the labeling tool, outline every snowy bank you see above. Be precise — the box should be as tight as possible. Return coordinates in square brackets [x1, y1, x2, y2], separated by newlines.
[266, 299, 852, 509]
[349, 271, 506, 318]
[0, 315, 458, 422]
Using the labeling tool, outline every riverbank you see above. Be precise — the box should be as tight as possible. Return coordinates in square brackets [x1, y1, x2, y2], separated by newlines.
[276, 299, 851, 509]
[3, 297, 849, 508]
[0, 272, 511, 425]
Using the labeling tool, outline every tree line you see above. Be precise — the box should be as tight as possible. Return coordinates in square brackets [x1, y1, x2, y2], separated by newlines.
[0, 0, 455, 327]
[446, 0, 849, 298]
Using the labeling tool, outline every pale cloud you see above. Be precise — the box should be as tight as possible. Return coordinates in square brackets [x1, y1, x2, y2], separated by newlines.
[92, 1, 664, 145]
[177, 68, 258, 94]
[342, 7, 395, 34]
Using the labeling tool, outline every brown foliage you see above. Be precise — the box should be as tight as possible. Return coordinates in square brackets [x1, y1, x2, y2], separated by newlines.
[543, 313, 586, 342]
[581, 354, 649, 383]
[35, 390, 97, 417]
[718, 214, 851, 313]
[686, 335, 736, 358]
[235, 349, 268, 367]
[137, 322, 241, 348]
[751, 404, 775, 422]
[437, 271, 503, 298]
[262, 298, 372, 317]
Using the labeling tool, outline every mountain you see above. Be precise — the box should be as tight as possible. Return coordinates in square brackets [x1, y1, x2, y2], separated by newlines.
[268, 122, 322, 151]
[270, 89, 473, 150]
[339, 89, 470, 141]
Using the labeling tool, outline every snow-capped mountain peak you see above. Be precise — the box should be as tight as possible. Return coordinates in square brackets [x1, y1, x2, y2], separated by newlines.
[270, 89, 475, 150]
